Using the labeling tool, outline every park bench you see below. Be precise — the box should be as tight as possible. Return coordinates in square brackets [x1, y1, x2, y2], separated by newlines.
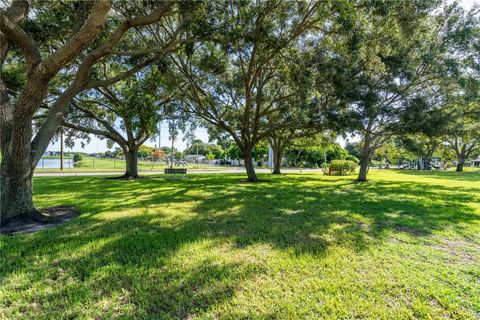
[164, 167, 187, 178]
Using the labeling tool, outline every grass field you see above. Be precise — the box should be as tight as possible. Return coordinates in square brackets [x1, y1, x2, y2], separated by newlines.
[35, 157, 480, 173]
[36, 157, 229, 173]
[1, 170, 479, 319]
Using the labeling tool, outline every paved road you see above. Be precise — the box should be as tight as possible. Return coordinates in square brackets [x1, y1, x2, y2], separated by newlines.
[34, 168, 322, 177]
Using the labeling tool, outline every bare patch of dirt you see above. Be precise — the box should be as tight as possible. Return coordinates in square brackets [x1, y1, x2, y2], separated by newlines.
[394, 225, 427, 236]
[431, 239, 479, 263]
[1, 206, 79, 235]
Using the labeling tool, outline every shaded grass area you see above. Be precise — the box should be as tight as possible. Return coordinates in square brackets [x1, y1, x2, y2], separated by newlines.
[1, 170, 479, 319]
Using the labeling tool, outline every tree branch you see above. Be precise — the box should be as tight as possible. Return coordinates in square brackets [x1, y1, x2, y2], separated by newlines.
[62, 120, 125, 147]
[0, 12, 41, 70]
[40, 0, 112, 77]
[31, 1, 176, 164]
[70, 101, 126, 145]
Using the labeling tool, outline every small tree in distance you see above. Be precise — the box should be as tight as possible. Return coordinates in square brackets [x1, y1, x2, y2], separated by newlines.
[150, 149, 166, 170]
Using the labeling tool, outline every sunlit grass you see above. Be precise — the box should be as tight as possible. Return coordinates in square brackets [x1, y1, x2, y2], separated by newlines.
[1, 170, 479, 319]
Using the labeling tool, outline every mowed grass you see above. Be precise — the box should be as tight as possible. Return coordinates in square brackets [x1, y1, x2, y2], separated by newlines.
[1, 170, 479, 319]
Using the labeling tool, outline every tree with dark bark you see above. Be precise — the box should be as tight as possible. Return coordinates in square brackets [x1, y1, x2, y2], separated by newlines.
[0, 0, 193, 225]
[318, 1, 457, 181]
[269, 128, 322, 174]
[440, 6, 480, 172]
[265, 65, 326, 174]
[270, 131, 287, 175]
[445, 109, 480, 171]
[448, 137, 479, 172]
[443, 92, 480, 173]
[61, 66, 177, 179]
[170, 0, 327, 181]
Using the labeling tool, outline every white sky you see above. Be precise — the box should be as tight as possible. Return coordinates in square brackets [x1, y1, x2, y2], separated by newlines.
[47, 0, 478, 153]
[456, 0, 477, 9]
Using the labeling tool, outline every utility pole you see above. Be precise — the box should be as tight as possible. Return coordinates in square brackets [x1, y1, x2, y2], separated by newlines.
[158, 121, 161, 149]
[268, 144, 273, 168]
[60, 126, 64, 171]
[171, 134, 174, 169]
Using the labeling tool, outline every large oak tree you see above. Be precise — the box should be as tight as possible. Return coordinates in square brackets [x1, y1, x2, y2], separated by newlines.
[170, 0, 329, 181]
[318, 1, 462, 181]
[0, 0, 193, 224]
[62, 66, 179, 178]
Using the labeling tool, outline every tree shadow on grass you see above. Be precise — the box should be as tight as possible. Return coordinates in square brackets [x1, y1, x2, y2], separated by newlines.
[392, 169, 480, 182]
[18, 173, 480, 259]
[1, 212, 267, 319]
[1, 173, 479, 318]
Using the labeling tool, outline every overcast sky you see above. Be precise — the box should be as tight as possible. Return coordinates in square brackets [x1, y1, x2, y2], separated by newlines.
[47, 0, 478, 154]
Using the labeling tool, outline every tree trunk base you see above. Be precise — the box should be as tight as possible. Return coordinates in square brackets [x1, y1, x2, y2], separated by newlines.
[107, 173, 141, 180]
[1, 206, 79, 234]
[25, 208, 57, 223]
[272, 171, 281, 174]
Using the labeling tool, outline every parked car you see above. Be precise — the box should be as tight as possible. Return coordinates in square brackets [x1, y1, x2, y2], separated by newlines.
[218, 159, 232, 165]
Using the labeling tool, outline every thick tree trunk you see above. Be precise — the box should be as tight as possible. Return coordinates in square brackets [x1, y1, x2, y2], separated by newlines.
[357, 132, 372, 182]
[358, 154, 370, 181]
[0, 107, 47, 226]
[272, 147, 283, 174]
[243, 148, 258, 182]
[456, 156, 464, 172]
[122, 148, 139, 179]
[0, 155, 37, 226]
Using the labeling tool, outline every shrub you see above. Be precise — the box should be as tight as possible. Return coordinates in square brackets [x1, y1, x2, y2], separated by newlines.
[73, 153, 83, 163]
[206, 152, 215, 161]
[329, 159, 357, 175]
[344, 154, 359, 164]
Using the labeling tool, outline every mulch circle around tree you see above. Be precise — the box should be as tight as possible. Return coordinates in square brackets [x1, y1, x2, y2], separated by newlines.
[1, 206, 79, 235]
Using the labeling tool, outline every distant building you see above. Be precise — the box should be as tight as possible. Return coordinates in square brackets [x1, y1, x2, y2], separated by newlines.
[185, 154, 206, 162]
[471, 158, 480, 167]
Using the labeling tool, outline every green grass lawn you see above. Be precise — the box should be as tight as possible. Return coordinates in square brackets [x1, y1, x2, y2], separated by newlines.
[1, 170, 479, 319]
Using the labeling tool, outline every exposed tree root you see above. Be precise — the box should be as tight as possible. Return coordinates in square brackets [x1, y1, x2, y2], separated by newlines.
[106, 174, 143, 180]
